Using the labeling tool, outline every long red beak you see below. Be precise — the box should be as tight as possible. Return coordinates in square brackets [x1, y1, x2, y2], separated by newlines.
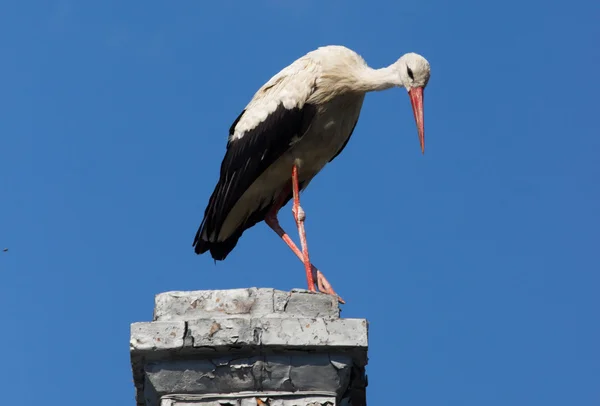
[408, 87, 425, 154]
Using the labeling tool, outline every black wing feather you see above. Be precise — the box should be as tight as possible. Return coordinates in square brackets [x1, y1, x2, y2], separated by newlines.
[193, 102, 317, 259]
[328, 119, 359, 163]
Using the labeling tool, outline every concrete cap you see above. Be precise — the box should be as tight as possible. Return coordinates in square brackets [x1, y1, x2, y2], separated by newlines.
[153, 288, 341, 321]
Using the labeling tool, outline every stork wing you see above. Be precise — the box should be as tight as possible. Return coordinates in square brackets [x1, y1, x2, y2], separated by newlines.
[195, 58, 320, 252]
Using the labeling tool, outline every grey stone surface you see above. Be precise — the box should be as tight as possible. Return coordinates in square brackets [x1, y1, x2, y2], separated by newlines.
[131, 288, 368, 406]
[130, 318, 367, 354]
[161, 392, 336, 406]
[153, 288, 340, 321]
[130, 321, 185, 351]
[144, 354, 352, 397]
[184, 317, 367, 349]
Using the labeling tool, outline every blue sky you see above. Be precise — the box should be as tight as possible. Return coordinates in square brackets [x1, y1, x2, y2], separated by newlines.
[1, 1, 598, 404]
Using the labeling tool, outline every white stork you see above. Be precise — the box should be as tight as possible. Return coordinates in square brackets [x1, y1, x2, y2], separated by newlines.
[193, 45, 431, 303]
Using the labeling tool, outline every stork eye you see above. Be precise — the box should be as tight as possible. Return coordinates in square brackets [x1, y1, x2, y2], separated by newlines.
[407, 67, 414, 80]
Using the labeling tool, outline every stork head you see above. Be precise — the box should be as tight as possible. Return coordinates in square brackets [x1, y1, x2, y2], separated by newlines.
[395, 53, 430, 154]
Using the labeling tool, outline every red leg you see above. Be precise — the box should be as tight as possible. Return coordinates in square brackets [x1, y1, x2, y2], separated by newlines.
[264, 177, 344, 303]
[290, 164, 316, 293]
[291, 164, 343, 302]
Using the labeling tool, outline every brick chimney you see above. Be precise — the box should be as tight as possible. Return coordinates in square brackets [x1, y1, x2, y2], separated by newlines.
[130, 288, 369, 406]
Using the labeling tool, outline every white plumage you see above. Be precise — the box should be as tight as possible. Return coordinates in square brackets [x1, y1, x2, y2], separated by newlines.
[193, 45, 431, 302]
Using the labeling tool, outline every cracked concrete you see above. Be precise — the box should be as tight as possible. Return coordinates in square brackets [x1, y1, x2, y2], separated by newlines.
[144, 354, 351, 397]
[153, 288, 341, 322]
[131, 288, 368, 406]
[161, 393, 337, 406]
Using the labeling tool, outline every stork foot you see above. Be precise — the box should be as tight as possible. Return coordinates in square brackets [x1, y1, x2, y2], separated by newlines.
[265, 214, 344, 303]
[312, 265, 345, 304]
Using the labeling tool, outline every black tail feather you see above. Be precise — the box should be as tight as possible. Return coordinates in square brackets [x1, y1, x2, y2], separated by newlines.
[193, 196, 289, 261]
[193, 182, 304, 261]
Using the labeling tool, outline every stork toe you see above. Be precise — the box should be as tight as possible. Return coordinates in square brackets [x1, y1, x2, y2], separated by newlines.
[315, 269, 345, 304]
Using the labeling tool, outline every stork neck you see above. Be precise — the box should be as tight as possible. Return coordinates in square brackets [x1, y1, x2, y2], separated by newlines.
[359, 66, 402, 92]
